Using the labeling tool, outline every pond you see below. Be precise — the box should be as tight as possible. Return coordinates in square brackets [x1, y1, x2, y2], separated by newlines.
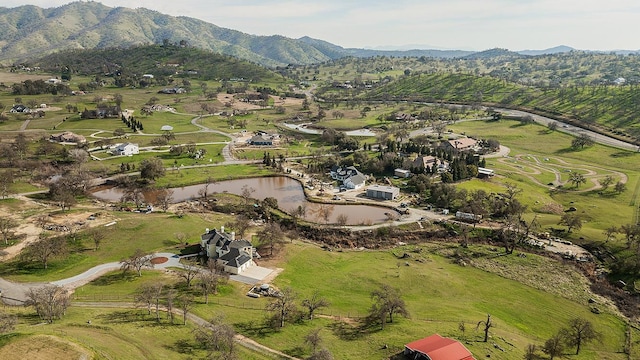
[91, 176, 394, 225]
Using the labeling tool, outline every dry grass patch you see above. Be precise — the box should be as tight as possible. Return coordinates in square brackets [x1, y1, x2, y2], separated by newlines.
[0, 334, 91, 360]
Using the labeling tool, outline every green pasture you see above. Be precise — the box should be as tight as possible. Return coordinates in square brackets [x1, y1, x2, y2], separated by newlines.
[1, 306, 271, 360]
[154, 164, 276, 188]
[69, 241, 628, 359]
[449, 119, 640, 244]
[0, 212, 229, 282]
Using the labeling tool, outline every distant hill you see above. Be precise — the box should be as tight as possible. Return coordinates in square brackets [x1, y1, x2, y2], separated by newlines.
[0, 2, 635, 67]
[517, 46, 575, 56]
[33, 45, 277, 82]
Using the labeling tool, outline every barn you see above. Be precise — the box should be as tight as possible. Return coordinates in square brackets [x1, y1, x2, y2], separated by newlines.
[404, 334, 474, 360]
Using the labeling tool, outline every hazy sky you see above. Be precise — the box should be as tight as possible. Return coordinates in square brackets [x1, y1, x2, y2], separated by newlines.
[4, 0, 640, 51]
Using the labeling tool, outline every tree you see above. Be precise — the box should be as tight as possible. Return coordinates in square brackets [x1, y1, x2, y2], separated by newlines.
[0, 170, 14, 199]
[476, 313, 493, 342]
[524, 344, 539, 360]
[615, 181, 627, 194]
[305, 328, 323, 353]
[560, 317, 601, 355]
[225, 215, 251, 238]
[266, 287, 298, 328]
[542, 333, 565, 360]
[26, 285, 70, 323]
[140, 157, 165, 180]
[599, 175, 613, 190]
[178, 259, 200, 288]
[164, 288, 177, 324]
[194, 316, 236, 359]
[0, 311, 16, 334]
[314, 204, 334, 224]
[121, 249, 153, 276]
[308, 348, 334, 360]
[240, 185, 255, 205]
[603, 226, 617, 243]
[0, 218, 18, 245]
[49, 183, 77, 211]
[367, 284, 409, 330]
[571, 133, 594, 149]
[569, 172, 587, 188]
[302, 291, 330, 320]
[154, 188, 174, 212]
[257, 221, 284, 256]
[548, 122, 558, 131]
[113, 128, 126, 137]
[136, 282, 164, 321]
[23, 233, 66, 269]
[88, 227, 107, 251]
[199, 268, 226, 304]
[177, 294, 194, 325]
[291, 204, 307, 228]
[559, 213, 582, 233]
[335, 213, 349, 228]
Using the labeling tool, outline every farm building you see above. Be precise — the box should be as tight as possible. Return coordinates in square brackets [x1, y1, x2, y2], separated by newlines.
[366, 185, 400, 200]
[443, 137, 478, 152]
[404, 334, 475, 360]
[477, 167, 494, 178]
[113, 143, 139, 156]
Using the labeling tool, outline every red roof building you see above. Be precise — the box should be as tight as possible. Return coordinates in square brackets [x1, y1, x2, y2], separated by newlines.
[404, 334, 475, 360]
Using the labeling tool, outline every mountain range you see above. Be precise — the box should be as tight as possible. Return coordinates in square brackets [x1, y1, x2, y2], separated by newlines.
[0, 2, 635, 67]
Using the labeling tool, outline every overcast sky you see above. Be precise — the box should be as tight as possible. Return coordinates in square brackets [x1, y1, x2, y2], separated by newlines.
[4, 0, 640, 51]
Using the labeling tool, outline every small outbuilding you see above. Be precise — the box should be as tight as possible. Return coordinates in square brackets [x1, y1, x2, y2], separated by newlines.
[394, 169, 411, 178]
[366, 185, 400, 200]
[114, 143, 139, 156]
[404, 334, 475, 360]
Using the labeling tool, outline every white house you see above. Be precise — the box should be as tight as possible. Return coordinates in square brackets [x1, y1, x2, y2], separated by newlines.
[114, 143, 139, 156]
[394, 169, 411, 178]
[330, 165, 367, 189]
[200, 227, 256, 275]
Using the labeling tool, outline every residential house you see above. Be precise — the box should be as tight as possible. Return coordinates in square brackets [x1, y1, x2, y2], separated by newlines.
[394, 169, 411, 178]
[249, 135, 273, 146]
[404, 334, 475, 360]
[443, 137, 478, 153]
[50, 132, 87, 144]
[330, 165, 366, 189]
[158, 87, 186, 94]
[413, 155, 448, 173]
[113, 143, 139, 156]
[366, 185, 400, 200]
[10, 104, 30, 113]
[81, 106, 120, 119]
[200, 227, 256, 275]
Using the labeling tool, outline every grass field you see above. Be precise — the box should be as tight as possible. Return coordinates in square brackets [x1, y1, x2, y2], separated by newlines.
[64, 240, 629, 360]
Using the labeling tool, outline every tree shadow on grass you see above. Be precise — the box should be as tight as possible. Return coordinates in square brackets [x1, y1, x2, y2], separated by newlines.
[283, 346, 306, 358]
[89, 271, 137, 286]
[96, 310, 146, 324]
[235, 319, 277, 339]
[328, 320, 369, 341]
[554, 147, 582, 155]
[611, 151, 636, 158]
[164, 338, 197, 355]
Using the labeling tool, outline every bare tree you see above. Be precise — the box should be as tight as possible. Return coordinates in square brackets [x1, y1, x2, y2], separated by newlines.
[305, 328, 323, 353]
[121, 249, 153, 276]
[257, 221, 284, 256]
[302, 291, 330, 320]
[199, 267, 226, 304]
[0, 170, 14, 199]
[177, 294, 194, 325]
[154, 188, 174, 212]
[291, 204, 307, 228]
[225, 215, 251, 239]
[198, 176, 216, 199]
[266, 287, 298, 328]
[26, 285, 70, 323]
[542, 333, 565, 360]
[0, 311, 16, 334]
[194, 316, 236, 359]
[367, 284, 409, 330]
[335, 213, 349, 227]
[524, 344, 539, 360]
[560, 317, 601, 355]
[314, 204, 334, 224]
[178, 259, 200, 288]
[164, 288, 177, 324]
[476, 314, 493, 342]
[88, 227, 107, 251]
[240, 184, 255, 205]
[0, 218, 18, 245]
[23, 233, 66, 269]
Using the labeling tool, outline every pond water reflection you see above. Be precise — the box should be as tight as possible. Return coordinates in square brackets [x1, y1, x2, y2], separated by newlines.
[92, 176, 392, 225]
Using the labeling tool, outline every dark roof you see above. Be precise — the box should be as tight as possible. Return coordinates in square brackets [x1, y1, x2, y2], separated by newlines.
[219, 248, 252, 267]
[405, 334, 474, 360]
